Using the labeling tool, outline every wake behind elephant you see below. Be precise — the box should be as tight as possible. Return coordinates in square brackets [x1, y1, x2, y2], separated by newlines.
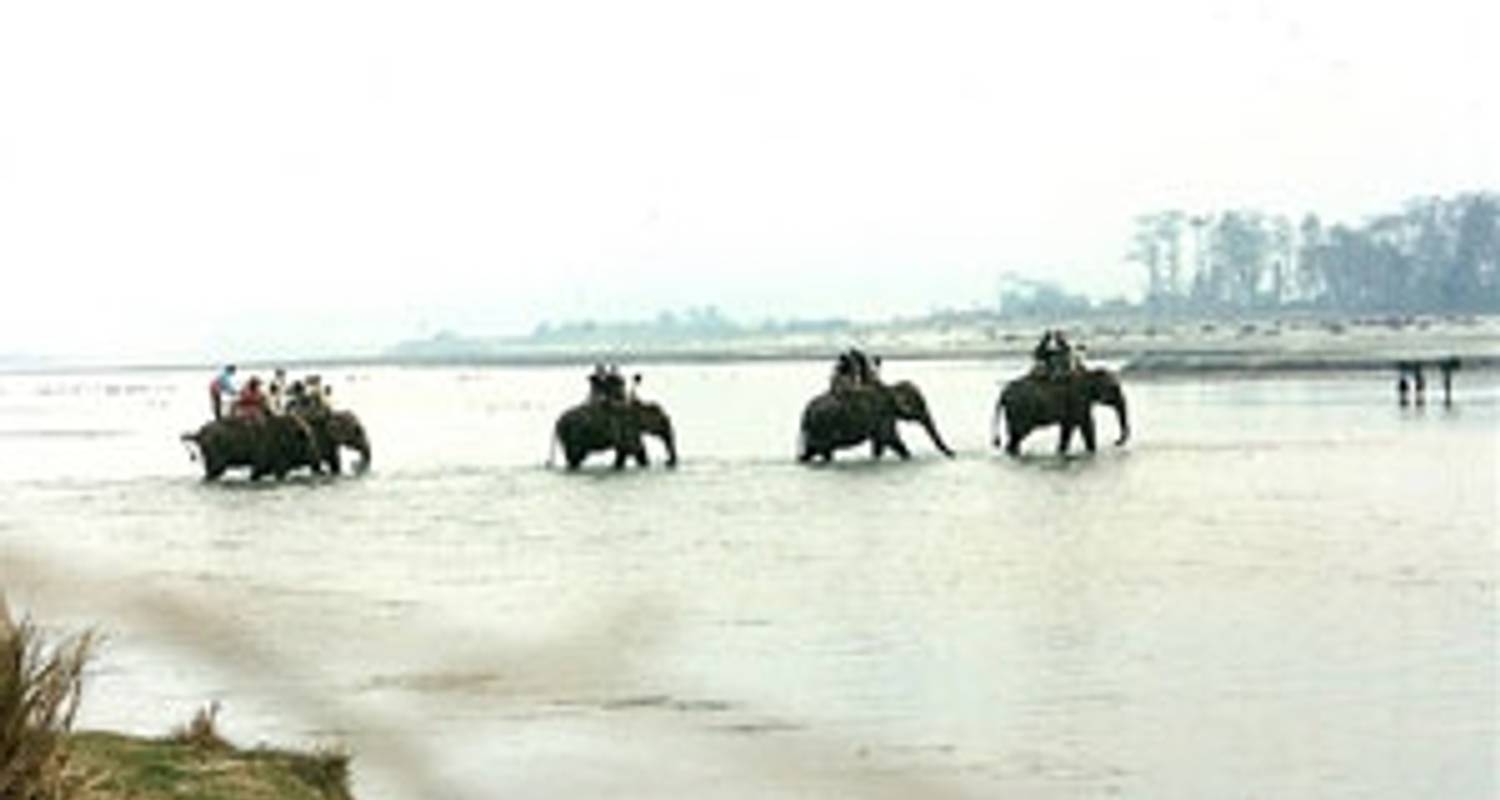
[993, 367, 1129, 456]
[798, 378, 954, 463]
[552, 398, 677, 471]
[181, 415, 323, 481]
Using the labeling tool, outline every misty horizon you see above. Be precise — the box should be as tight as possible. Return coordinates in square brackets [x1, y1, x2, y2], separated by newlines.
[3, 1, 1496, 364]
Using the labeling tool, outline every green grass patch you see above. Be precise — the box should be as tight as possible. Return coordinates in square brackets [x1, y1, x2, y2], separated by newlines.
[64, 731, 352, 800]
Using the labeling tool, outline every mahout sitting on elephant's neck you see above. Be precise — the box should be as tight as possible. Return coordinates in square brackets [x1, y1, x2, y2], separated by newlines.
[587, 363, 631, 404]
[830, 347, 882, 393]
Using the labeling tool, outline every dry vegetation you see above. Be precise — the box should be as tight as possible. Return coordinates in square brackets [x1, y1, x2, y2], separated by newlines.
[2, 597, 351, 800]
[1, 596, 94, 800]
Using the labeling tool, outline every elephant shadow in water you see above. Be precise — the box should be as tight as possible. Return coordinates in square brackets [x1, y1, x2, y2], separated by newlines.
[798, 380, 954, 464]
[992, 367, 1130, 457]
[551, 399, 677, 471]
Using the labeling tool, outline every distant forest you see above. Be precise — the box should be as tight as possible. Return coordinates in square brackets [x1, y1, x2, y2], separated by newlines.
[517, 192, 1500, 344]
[1128, 192, 1500, 314]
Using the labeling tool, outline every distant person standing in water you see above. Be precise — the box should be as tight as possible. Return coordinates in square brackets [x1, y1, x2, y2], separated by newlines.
[1439, 357, 1460, 406]
[209, 364, 237, 420]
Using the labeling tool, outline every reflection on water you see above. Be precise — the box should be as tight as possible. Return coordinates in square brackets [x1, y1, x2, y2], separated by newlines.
[1, 362, 1496, 799]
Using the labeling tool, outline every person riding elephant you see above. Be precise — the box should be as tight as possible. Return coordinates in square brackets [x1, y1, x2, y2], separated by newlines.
[799, 373, 954, 463]
[552, 397, 677, 470]
[993, 366, 1129, 456]
[181, 415, 324, 481]
[291, 407, 371, 475]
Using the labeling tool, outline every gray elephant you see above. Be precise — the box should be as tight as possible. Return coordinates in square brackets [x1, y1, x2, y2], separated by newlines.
[292, 409, 371, 475]
[552, 399, 677, 470]
[181, 415, 324, 481]
[992, 367, 1130, 456]
[799, 380, 954, 463]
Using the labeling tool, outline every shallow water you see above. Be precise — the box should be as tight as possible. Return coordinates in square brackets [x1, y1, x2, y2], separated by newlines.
[1, 360, 1496, 799]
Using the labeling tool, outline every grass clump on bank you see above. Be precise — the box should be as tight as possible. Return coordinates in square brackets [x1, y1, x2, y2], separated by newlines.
[64, 728, 352, 800]
[3, 596, 352, 800]
[2, 596, 94, 800]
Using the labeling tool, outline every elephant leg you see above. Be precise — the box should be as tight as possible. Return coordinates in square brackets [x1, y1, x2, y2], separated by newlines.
[890, 435, 911, 460]
[329, 448, 343, 475]
[820, 450, 834, 463]
[1058, 424, 1074, 455]
[1081, 417, 1097, 452]
[634, 446, 649, 467]
[613, 449, 628, 470]
[871, 439, 885, 460]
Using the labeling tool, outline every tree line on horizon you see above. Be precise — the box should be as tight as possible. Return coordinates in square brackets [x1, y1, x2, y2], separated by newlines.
[512, 191, 1500, 345]
[1129, 192, 1500, 315]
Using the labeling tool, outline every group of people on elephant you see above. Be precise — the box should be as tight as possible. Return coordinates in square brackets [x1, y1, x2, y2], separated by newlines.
[210, 364, 332, 422]
[830, 348, 881, 392]
[186, 364, 370, 481]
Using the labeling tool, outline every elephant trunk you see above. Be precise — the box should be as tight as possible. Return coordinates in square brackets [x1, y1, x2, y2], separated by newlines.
[658, 425, 677, 468]
[921, 415, 955, 458]
[1112, 397, 1130, 446]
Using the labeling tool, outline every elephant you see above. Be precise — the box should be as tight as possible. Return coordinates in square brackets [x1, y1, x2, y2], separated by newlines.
[552, 399, 677, 470]
[181, 415, 324, 481]
[292, 409, 371, 475]
[992, 367, 1130, 456]
[799, 380, 954, 463]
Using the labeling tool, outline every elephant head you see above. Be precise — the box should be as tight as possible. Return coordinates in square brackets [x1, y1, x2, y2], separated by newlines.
[1080, 368, 1129, 446]
[289, 409, 370, 475]
[631, 401, 677, 467]
[885, 380, 955, 457]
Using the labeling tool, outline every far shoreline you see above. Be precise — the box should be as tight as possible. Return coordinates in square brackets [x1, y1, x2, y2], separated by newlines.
[5, 313, 1497, 378]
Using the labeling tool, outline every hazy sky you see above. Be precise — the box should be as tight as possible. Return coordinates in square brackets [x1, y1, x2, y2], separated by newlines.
[2, 1, 1496, 362]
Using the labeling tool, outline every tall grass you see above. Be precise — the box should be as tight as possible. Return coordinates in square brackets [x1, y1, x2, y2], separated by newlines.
[1, 596, 95, 800]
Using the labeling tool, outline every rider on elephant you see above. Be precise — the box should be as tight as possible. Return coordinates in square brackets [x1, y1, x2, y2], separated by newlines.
[588, 364, 628, 404]
[1032, 330, 1078, 379]
[209, 364, 238, 420]
[831, 348, 880, 393]
[231, 377, 270, 421]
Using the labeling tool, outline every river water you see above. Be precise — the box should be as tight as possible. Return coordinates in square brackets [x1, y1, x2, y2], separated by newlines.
[1, 359, 1495, 799]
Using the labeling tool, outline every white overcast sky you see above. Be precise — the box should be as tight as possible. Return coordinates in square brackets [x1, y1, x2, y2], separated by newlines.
[2, 1, 1496, 362]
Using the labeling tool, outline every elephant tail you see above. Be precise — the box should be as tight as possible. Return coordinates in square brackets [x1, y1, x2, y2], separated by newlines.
[545, 431, 558, 469]
[180, 431, 200, 461]
[991, 394, 1007, 449]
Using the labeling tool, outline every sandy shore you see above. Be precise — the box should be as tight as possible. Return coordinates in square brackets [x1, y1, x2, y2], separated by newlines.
[379, 313, 1500, 375]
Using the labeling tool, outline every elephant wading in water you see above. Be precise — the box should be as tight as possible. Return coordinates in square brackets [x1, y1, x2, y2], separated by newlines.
[552, 399, 677, 470]
[181, 415, 323, 481]
[799, 380, 954, 463]
[993, 367, 1130, 456]
[293, 409, 371, 475]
